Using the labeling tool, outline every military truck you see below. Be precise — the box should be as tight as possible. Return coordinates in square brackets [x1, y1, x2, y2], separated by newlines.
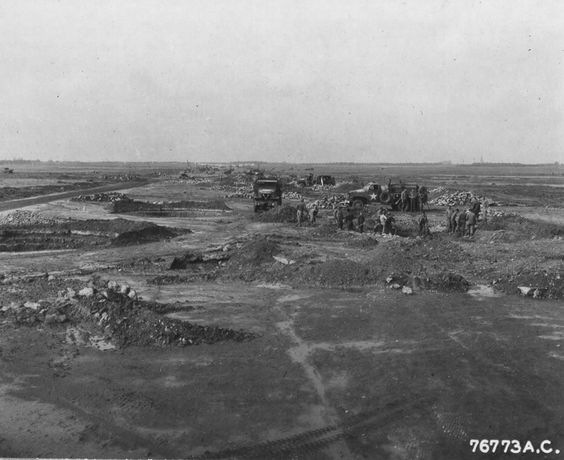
[253, 177, 282, 212]
[347, 182, 428, 211]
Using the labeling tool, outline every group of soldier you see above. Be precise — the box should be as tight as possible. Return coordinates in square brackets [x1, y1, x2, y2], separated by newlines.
[445, 205, 479, 237]
[396, 185, 426, 212]
[295, 199, 319, 226]
[333, 205, 396, 235]
[297, 195, 484, 238]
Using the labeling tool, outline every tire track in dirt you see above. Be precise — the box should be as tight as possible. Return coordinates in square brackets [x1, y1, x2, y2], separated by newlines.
[189, 398, 432, 459]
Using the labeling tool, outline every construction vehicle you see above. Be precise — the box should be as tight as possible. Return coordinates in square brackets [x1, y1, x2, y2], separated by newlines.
[347, 182, 428, 211]
[253, 177, 282, 212]
[314, 175, 336, 186]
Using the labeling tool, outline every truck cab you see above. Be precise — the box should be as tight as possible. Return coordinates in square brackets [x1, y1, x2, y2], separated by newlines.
[253, 177, 282, 212]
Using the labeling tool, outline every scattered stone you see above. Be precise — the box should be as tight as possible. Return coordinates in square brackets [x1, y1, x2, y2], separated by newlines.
[273, 255, 296, 265]
[66, 288, 76, 299]
[78, 287, 95, 298]
[390, 283, 401, 290]
[23, 301, 40, 310]
[402, 286, 414, 295]
[128, 289, 137, 299]
[518, 286, 533, 296]
[119, 284, 130, 295]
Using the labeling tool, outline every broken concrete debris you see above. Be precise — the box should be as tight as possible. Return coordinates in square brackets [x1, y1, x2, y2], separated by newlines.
[0, 278, 258, 347]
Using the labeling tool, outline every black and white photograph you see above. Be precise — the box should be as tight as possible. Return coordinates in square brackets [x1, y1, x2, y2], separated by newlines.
[0, 1, 563, 458]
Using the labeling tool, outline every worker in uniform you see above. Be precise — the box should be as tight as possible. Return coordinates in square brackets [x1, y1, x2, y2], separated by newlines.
[400, 188, 408, 212]
[336, 206, 344, 230]
[409, 188, 417, 212]
[451, 208, 459, 234]
[380, 210, 388, 235]
[310, 203, 319, 224]
[466, 209, 477, 236]
[296, 199, 307, 226]
[446, 205, 453, 233]
[345, 207, 354, 231]
[357, 211, 365, 233]
[457, 209, 467, 236]
[418, 211, 429, 236]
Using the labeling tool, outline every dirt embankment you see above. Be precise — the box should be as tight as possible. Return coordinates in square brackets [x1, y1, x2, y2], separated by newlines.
[0, 213, 184, 251]
[111, 199, 230, 214]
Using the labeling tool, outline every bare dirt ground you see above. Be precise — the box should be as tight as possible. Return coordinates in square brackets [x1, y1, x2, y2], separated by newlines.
[0, 162, 562, 459]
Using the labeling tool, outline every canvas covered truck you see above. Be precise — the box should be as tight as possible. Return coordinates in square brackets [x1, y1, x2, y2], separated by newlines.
[253, 177, 282, 212]
[347, 182, 428, 211]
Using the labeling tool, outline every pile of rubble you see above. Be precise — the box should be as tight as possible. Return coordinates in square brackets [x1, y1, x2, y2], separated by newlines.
[222, 186, 253, 199]
[0, 210, 61, 227]
[428, 187, 495, 207]
[311, 194, 348, 209]
[311, 184, 336, 191]
[177, 176, 214, 184]
[0, 279, 258, 347]
[71, 192, 131, 202]
[283, 191, 303, 200]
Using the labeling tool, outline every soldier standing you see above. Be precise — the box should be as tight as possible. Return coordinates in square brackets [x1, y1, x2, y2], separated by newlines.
[346, 207, 354, 231]
[446, 206, 453, 233]
[457, 209, 467, 236]
[296, 199, 307, 226]
[409, 188, 417, 212]
[451, 208, 459, 234]
[466, 210, 477, 236]
[357, 211, 365, 233]
[311, 203, 319, 224]
[400, 188, 408, 211]
[418, 211, 429, 236]
[336, 206, 344, 230]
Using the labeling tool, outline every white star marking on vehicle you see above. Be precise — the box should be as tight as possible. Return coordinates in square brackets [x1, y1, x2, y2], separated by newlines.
[370, 193, 378, 200]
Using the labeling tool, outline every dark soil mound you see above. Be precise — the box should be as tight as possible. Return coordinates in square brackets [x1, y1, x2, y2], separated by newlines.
[481, 215, 563, 239]
[304, 260, 378, 288]
[112, 225, 178, 246]
[254, 205, 297, 223]
[0, 218, 183, 251]
[112, 199, 230, 214]
[426, 272, 470, 292]
[228, 237, 280, 268]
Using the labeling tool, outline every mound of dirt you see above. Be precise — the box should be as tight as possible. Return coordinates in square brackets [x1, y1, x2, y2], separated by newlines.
[303, 260, 378, 288]
[112, 225, 178, 246]
[82, 290, 256, 347]
[0, 218, 183, 251]
[228, 237, 281, 268]
[254, 205, 297, 223]
[480, 215, 563, 240]
[1, 281, 258, 347]
[494, 270, 563, 300]
[426, 272, 470, 292]
[112, 199, 230, 214]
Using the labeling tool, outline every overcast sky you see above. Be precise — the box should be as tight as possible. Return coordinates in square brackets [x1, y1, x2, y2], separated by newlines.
[2, 0, 563, 163]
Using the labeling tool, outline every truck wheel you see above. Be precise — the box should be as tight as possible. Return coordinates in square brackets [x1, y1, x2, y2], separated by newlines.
[379, 191, 391, 204]
[352, 199, 364, 209]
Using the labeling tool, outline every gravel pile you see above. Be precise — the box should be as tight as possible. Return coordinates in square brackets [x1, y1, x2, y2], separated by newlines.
[71, 192, 131, 202]
[428, 187, 495, 207]
[0, 280, 258, 347]
[283, 191, 303, 200]
[316, 194, 348, 209]
[0, 210, 61, 227]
